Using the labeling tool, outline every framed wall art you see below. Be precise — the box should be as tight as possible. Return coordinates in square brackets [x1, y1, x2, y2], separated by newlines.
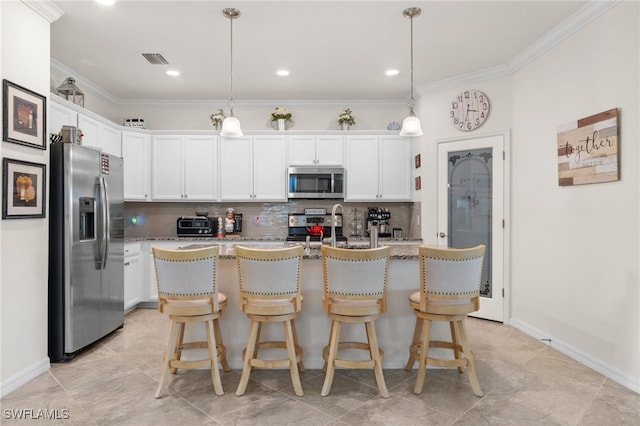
[414, 154, 421, 169]
[557, 108, 619, 186]
[2, 157, 46, 219]
[414, 176, 421, 190]
[2, 79, 47, 150]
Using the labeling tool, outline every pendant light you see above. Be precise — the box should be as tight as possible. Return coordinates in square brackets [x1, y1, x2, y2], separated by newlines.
[399, 7, 423, 137]
[220, 8, 243, 137]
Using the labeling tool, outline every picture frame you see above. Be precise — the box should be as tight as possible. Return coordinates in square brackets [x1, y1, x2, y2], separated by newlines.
[2, 79, 47, 150]
[414, 176, 421, 190]
[414, 154, 421, 169]
[2, 157, 46, 219]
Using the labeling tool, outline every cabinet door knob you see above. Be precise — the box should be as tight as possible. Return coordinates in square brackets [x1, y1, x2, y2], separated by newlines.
[439, 232, 447, 238]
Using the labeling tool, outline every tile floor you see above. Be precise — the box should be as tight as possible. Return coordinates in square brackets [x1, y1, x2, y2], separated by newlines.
[2, 308, 638, 425]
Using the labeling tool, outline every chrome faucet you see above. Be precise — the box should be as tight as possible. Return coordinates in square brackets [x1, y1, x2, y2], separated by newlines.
[331, 203, 343, 247]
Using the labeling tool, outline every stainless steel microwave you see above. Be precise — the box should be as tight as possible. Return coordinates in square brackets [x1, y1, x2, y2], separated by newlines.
[287, 166, 344, 199]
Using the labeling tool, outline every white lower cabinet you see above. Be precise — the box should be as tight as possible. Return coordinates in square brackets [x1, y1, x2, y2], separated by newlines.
[124, 243, 142, 311]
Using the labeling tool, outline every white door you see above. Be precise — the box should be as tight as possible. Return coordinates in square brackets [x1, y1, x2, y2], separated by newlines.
[437, 133, 507, 322]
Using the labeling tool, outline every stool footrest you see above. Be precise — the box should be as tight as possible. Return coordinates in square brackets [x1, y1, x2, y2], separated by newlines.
[323, 341, 384, 369]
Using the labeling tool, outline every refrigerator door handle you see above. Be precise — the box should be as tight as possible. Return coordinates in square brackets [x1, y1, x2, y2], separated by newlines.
[100, 176, 111, 269]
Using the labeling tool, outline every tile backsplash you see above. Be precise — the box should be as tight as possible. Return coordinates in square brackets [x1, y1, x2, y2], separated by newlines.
[124, 200, 420, 240]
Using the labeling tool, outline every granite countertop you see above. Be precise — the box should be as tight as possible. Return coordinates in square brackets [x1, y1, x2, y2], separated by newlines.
[127, 237, 422, 260]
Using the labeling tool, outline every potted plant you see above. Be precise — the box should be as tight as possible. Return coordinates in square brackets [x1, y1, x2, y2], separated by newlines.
[338, 108, 355, 130]
[210, 109, 225, 130]
[271, 106, 292, 131]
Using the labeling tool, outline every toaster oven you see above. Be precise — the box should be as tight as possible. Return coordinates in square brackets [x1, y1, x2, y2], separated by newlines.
[176, 216, 214, 236]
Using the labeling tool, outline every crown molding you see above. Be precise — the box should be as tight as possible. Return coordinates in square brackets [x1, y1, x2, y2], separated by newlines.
[118, 99, 406, 108]
[51, 58, 120, 105]
[417, 0, 621, 95]
[21, 0, 64, 23]
[507, 0, 620, 72]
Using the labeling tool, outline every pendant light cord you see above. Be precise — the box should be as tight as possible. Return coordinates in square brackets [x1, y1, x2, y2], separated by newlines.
[409, 13, 414, 108]
[228, 12, 234, 116]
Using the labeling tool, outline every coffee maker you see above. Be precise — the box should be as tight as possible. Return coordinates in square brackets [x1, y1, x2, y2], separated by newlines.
[365, 207, 391, 238]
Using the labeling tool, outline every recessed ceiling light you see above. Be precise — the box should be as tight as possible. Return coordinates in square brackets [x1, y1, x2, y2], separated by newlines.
[95, 0, 115, 5]
[276, 70, 290, 77]
[386, 69, 399, 76]
[166, 70, 180, 77]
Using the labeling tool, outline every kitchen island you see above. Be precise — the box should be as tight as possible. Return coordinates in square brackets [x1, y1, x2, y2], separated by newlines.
[127, 238, 454, 369]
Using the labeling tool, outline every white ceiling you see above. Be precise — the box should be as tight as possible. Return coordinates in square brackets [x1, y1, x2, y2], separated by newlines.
[50, 1, 588, 102]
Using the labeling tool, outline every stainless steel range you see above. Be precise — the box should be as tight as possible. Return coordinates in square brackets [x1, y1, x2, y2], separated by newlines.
[286, 208, 347, 244]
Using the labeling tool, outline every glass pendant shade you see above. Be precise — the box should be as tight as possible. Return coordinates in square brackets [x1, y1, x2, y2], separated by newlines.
[220, 116, 243, 137]
[399, 114, 423, 137]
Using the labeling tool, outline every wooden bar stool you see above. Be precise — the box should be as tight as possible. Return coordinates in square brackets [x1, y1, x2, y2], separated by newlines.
[405, 245, 486, 396]
[151, 246, 230, 398]
[320, 245, 391, 398]
[234, 245, 305, 397]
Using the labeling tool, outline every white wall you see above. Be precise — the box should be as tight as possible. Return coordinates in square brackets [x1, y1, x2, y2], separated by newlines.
[0, 1, 52, 396]
[510, 2, 639, 390]
[416, 2, 639, 392]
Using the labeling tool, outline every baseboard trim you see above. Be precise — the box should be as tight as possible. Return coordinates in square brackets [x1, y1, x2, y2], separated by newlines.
[0, 357, 51, 398]
[510, 318, 639, 394]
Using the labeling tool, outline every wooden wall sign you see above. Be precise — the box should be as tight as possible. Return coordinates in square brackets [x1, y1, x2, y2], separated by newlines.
[557, 108, 619, 186]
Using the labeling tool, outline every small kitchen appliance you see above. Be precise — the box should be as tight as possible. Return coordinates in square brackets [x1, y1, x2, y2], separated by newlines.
[286, 208, 347, 244]
[366, 207, 392, 238]
[287, 166, 344, 199]
[176, 216, 214, 236]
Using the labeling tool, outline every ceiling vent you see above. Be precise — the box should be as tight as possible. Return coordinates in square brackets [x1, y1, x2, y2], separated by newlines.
[141, 53, 169, 65]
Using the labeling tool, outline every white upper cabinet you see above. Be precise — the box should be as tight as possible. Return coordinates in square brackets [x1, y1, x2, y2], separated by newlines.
[288, 135, 343, 166]
[122, 131, 151, 201]
[49, 99, 78, 134]
[345, 135, 411, 201]
[152, 135, 217, 201]
[378, 135, 412, 200]
[253, 135, 286, 201]
[78, 113, 122, 157]
[219, 135, 286, 201]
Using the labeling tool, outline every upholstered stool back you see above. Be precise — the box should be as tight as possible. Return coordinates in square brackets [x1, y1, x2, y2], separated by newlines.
[320, 246, 391, 398]
[151, 246, 230, 398]
[234, 245, 305, 397]
[405, 245, 486, 397]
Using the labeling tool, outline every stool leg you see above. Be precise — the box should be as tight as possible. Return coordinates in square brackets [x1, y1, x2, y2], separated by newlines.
[236, 320, 260, 396]
[405, 316, 422, 370]
[206, 319, 224, 396]
[213, 318, 231, 372]
[322, 320, 337, 373]
[457, 319, 483, 397]
[284, 320, 304, 396]
[414, 318, 431, 394]
[365, 320, 389, 398]
[450, 321, 464, 373]
[156, 320, 181, 398]
[321, 320, 341, 396]
[170, 322, 185, 374]
[290, 319, 305, 372]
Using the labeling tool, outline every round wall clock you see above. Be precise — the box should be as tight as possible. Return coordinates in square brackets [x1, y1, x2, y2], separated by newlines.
[449, 89, 490, 131]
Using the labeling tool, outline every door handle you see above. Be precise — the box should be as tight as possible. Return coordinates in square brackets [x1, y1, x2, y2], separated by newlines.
[439, 232, 447, 238]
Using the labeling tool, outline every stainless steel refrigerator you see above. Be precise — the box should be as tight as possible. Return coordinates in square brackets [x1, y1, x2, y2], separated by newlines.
[48, 143, 124, 361]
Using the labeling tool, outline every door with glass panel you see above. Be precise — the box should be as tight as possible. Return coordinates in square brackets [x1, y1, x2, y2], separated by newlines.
[437, 134, 506, 322]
